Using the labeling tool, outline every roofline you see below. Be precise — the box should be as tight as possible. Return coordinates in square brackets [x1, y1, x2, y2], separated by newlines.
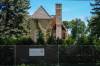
[32, 5, 51, 18]
[40, 5, 51, 17]
[32, 18, 51, 20]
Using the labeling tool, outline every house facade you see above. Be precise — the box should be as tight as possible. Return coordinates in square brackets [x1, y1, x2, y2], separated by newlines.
[30, 4, 68, 42]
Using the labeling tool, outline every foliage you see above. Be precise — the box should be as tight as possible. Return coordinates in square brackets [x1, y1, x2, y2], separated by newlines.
[0, 36, 34, 45]
[90, 0, 100, 15]
[62, 21, 69, 28]
[0, 36, 17, 45]
[36, 30, 45, 45]
[63, 18, 86, 45]
[64, 36, 75, 46]
[56, 38, 64, 44]
[69, 18, 86, 39]
[0, 0, 30, 40]
[89, 0, 100, 39]
[18, 64, 26, 66]
[47, 35, 56, 44]
[94, 39, 100, 46]
[88, 16, 100, 40]
[16, 37, 34, 45]
[77, 35, 90, 45]
[85, 0, 100, 47]
[63, 19, 86, 39]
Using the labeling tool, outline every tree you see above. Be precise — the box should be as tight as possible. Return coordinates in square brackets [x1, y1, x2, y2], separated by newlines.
[63, 21, 69, 28]
[36, 30, 45, 45]
[69, 18, 86, 39]
[89, 0, 100, 39]
[0, 0, 30, 40]
[63, 19, 86, 45]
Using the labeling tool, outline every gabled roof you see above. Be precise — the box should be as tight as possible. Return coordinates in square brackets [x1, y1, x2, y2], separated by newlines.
[32, 6, 51, 19]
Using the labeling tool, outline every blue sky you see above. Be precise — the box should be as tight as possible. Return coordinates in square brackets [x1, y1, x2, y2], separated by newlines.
[28, 0, 92, 22]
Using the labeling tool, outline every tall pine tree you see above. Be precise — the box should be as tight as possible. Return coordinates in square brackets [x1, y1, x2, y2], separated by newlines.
[89, 0, 100, 39]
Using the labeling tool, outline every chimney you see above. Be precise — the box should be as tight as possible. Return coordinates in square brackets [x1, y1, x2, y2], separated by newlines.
[56, 4, 62, 20]
[56, 4, 62, 39]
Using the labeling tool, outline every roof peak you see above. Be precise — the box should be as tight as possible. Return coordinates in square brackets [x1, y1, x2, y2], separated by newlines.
[32, 5, 51, 19]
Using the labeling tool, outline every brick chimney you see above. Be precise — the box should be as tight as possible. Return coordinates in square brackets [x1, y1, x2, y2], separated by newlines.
[56, 4, 62, 39]
[56, 4, 62, 21]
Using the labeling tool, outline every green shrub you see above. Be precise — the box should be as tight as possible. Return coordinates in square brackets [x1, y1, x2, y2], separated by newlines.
[16, 37, 34, 45]
[0, 37, 17, 45]
[64, 37, 75, 45]
[46, 36, 56, 44]
[0, 36, 34, 45]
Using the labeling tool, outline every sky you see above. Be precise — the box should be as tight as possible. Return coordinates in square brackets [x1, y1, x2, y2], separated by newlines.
[28, 0, 92, 23]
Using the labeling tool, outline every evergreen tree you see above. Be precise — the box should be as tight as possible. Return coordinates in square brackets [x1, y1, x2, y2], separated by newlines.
[36, 30, 45, 45]
[0, 0, 30, 39]
[89, 0, 100, 39]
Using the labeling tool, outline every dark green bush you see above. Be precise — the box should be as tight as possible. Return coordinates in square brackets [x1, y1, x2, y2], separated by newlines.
[0, 37, 34, 45]
[46, 36, 56, 44]
[16, 37, 34, 45]
[0, 37, 17, 45]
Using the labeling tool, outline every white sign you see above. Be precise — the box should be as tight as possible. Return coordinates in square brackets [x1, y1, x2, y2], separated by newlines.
[29, 48, 44, 56]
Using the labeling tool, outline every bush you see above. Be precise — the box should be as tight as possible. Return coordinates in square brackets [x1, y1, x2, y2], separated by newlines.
[56, 38, 64, 45]
[16, 37, 34, 45]
[64, 37, 75, 46]
[46, 36, 56, 44]
[0, 36, 34, 45]
[0, 37, 17, 45]
[36, 30, 45, 45]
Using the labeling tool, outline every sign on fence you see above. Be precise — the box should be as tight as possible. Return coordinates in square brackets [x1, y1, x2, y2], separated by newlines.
[29, 48, 44, 56]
